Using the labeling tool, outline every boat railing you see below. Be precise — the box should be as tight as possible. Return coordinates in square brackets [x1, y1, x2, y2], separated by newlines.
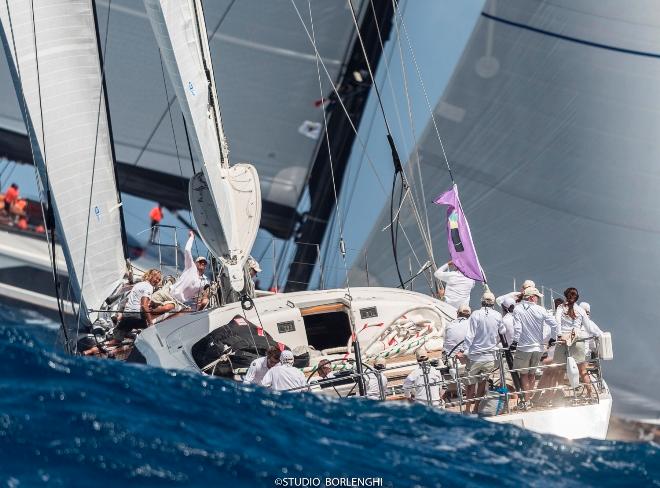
[285, 336, 607, 418]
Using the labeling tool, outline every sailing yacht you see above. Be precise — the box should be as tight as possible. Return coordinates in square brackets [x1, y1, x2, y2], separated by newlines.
[0, 0, 613, 440]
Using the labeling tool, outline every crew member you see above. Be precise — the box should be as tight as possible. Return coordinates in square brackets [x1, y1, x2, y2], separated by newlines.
[170, 231, 209, 310]
[433, 261, 474, 309]
[510, 287, 558, 402]
[316, 359, 335, 381]
[443, 304, 471, 358]
[554, 288, 602, 393]
[261, 350, 307, 392]
[244, 346, 282, 385]
[461, 291, 505, 414]
[500, 296, 516, 345]
[579, 302, 604, 358]
[148, 203, 163, 243]
[403, 348, 444, 406]
[113, 269, 164, 341]
[365, 358, 388, 400]
[3, 183, 18, 214]
[496, 279, 535, 307]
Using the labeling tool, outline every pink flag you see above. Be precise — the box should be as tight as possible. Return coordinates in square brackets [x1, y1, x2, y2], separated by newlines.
[433, 185, 484, 281]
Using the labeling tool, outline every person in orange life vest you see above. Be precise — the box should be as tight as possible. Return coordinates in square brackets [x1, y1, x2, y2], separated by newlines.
[3, 183, 19, 213]
[149, 204, 163, 243]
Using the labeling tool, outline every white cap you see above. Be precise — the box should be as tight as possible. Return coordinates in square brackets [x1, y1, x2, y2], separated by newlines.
[247, 256, 262, 273]
[502, 297, 516, 308]
[374, 357, 387, 368]
[579, 302, 591, 313]
[280, 350, 294, 365]
[457, 304, 471, 315]
[195, 256, 208, 263]
[522, 280, 535, 290]
[415, 348, 429, 361]
[523, 287, 543, 298]
[481, 291, 495, 305]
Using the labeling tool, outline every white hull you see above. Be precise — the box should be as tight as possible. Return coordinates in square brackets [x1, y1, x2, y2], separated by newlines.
[487, 389, 612, 440]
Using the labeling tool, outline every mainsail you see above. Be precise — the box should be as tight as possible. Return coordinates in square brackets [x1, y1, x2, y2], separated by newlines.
[0, 1, 126, 322]
[354, 0, 660, 418]
[144, 0, 261, 292]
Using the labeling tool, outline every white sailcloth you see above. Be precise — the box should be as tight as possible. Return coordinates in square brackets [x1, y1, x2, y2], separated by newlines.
[0, 1, 126, 321]
[144, 0, 261, 293]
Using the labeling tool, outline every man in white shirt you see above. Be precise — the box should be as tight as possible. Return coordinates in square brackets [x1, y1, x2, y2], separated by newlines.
[461, 291, 505, 414]
[443, 304, 471, 358]
[433, 261, 474, 309]
[403, 349, 444, 406]
[261, 350, 307, 392]
[365, 358, 388, 400]
[170, 231, 209, 310]
[243, 347, 281, 385]
[510, 287, 558, 398]
[500, 296, 516, 345]
[579, 302, 604, 358]
[495, 279, 535, 308]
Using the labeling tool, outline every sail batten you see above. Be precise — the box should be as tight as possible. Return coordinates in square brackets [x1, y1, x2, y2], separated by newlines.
[0, 0, 126, 322]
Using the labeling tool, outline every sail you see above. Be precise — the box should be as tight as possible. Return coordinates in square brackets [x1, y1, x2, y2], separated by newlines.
[0, 0, 126, 320]
[143, 0, 261, 292]
[353, 0, 660, 418]
[0, 2, 376, 241]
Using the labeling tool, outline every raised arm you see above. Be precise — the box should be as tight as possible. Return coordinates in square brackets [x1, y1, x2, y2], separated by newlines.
[433, 263, 454, 282]
[496, 291, 520, 307]
[183, 231, 195, 270]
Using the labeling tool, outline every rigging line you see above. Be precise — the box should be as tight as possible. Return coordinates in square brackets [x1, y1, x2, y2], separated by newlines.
[131, 0, 236, 168]
[307, 0, 351, 294]
[289, 0, 387, 196]
[74, 0, 114, 351]
[345, 0, 395, 141]
[394, 0, 454, 184]
[26, 0, 70, 351]
[386, 0, 435, 268]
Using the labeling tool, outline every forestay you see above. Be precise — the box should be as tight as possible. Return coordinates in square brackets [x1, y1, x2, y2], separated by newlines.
[0, 0, 126, 322]
[144, 0, 261, 293]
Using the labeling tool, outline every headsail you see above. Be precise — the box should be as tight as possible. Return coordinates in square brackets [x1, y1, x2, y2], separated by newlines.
[144, 0, 261, 293]
[0, 0, 126, 322]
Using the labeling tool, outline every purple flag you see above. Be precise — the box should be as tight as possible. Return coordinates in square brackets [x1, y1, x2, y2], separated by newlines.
[433, 185, 484, 281]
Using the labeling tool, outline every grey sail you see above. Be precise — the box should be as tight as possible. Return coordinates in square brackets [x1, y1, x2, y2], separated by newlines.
[0, 1, 126, 323]
[353, 0, 660, 419]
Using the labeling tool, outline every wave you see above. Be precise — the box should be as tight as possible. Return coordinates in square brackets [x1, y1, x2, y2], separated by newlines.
[0, 324, 657, 487]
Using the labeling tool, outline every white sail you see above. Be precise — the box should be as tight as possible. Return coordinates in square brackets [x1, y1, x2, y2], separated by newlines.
[144, 0, 261, 293]
[0, 0, 126, 321]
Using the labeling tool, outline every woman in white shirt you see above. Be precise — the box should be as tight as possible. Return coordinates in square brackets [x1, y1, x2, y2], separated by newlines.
[553, 287, 602, 394]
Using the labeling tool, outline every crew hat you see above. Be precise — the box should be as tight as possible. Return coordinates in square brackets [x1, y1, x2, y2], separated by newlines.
[481, 291, 495, 305]
[523, 287, 543, 298]
[415, 348, 429, 361]
[374, 357, 387, 368]
[195, 256, 208, 264]
[280, 350, 294, 365]
[457, 304, 471, 315]
[579, 302, 591, 314]
[522, 280, 535, 290]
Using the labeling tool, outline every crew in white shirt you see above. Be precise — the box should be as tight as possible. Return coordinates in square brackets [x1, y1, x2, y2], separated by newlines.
[578, 302, 604, 357]
[443, 304, 471, 357]
[461, 291, 505, 414]
[495, 279, 535, 308]
[244, 347, 282, 385]
[553, 288, 602, 394]
[261, 350, 307, 392]
[365, 358, 388, 400]
[403, 349, 444, 406]
[500, 296, 516, 346]
[433, 261, 475, 309]
[510, 287, 558, 397]
[170, 231, 209, 310]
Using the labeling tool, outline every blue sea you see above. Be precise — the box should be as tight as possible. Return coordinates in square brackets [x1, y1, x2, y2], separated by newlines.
[0, 304, 657, 488]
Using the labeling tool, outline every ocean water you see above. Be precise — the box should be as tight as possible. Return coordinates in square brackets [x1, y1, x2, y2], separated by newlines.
[0, 305, 657, 488]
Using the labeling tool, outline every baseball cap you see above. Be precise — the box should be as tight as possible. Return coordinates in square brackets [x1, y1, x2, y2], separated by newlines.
[502, 296, 516, 308]
[481, 291, 495, 305]
[522, 280, 535, 290]
[523, 287, 543, 298]
[195, 256, 208, 264]
[415, 348, 429, 361]
[457, 304, 471, 315]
